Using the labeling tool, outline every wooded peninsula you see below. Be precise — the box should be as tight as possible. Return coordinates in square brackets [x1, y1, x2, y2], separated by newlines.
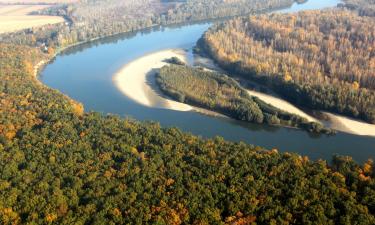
[157, 63, 333, 134]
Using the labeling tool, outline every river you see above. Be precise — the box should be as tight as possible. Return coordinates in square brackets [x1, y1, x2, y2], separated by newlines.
[40, 0, 375, 163]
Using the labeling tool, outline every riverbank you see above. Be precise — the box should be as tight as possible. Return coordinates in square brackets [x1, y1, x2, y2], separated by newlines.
[247, 89, 375, 137]
[33, 60, 46, 78]
[324, 113, 375, 137]
[195, 57, 375, 137]
[193, 52, 320, 123]
[112, 48, 375, 137]
[249, 91, 318, 123]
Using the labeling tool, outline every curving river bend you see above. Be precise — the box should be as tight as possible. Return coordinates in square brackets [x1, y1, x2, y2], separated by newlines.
[40, 0, 375, 163]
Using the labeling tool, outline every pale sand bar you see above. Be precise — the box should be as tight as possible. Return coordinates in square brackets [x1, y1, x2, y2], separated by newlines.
[247, 90, 375, 136]
[113, 49, 193, 111]
[246, 90, 319, 123]
[324, 113, 375, 137]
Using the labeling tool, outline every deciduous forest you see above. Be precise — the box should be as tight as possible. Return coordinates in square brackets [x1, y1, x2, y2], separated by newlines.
[341, 0, 375, 17]
[198, 8, 375, 123]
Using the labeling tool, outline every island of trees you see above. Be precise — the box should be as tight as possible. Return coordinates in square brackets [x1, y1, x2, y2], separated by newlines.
[157, 63, 333, 134]
[198, 8, 375, 124]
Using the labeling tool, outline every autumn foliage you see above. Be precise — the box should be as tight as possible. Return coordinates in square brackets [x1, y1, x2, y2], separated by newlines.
[200, 9, 375, 123]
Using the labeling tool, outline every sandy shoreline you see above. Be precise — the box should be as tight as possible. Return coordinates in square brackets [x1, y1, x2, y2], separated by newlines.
[246, 90, 318, 123]
[324, 113, 375, 137]
[113, 49, 193, 111]
[33, 60, 46, 77]
[113, 49, 375, 137]
[248, 90, 375, 136]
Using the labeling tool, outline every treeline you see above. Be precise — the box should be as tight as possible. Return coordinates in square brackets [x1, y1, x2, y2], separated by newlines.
[341, 0, 375, 17]
[0, 0, 298, 49]
[162, 0, 297, 23]
[1, 43, 375, 224]
[157, 63, 333, 134]
[198, 9, 375, 123]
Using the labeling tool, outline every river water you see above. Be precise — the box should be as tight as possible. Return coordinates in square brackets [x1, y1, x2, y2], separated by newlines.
[40, 0, 375, 163]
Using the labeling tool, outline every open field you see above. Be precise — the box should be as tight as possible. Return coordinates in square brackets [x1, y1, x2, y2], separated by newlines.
[0, 4, 65, 34]
[0, 0, 76, 3]
[0, 4, 49, 15]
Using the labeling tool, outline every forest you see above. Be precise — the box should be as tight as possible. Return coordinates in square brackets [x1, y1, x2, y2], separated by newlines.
[341, 0, 375, 17]
[0, 42, 375, 224]
[198, 8, 375, 124]
[157, 63, 333, 134]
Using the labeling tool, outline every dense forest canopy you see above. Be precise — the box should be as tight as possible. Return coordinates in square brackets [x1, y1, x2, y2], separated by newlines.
[199, 9, 375, 123]
[1, 42, 375, 224]
[157, 64, 332, 133]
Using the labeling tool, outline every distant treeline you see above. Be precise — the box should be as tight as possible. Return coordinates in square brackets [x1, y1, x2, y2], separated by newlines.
[0, 0, 298, 49]
[198, 9, 375, 124]
[1, 42, 375, 224]
[341, 0, 375, 17]
[156, 63, 333, 134]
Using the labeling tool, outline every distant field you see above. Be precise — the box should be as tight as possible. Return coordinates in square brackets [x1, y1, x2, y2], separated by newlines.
[0, 0, 77, 3]
[0, 4, 65, 34]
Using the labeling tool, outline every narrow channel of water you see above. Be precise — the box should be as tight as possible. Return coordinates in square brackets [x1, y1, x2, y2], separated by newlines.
[40, 0, 375, 163]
